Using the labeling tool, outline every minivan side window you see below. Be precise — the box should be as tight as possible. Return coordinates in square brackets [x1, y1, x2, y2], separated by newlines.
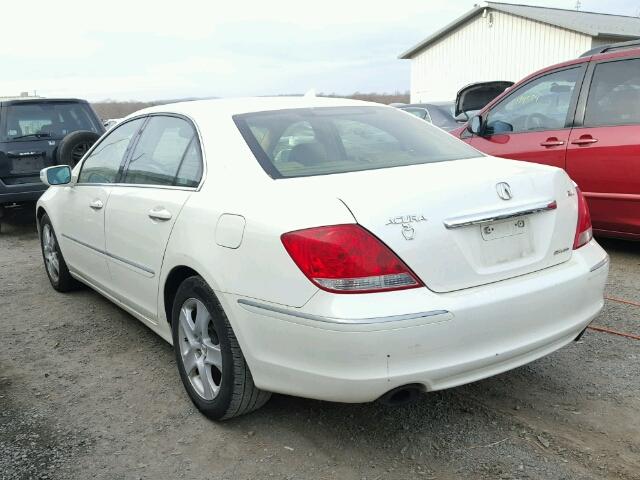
[584, 59, 640, 127]
[123, 116, 203, 187]
[484, 68, 581, 135]
[79, 118, 145, 184]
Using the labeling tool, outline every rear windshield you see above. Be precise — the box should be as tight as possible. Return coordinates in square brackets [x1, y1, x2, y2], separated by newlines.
[234, 106, 480, 178]
[2, 102, 101, 141]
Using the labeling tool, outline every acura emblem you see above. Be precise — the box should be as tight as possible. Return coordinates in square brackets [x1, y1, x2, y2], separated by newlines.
[496, 182, 513, 201]
[401, 224, 415, 241]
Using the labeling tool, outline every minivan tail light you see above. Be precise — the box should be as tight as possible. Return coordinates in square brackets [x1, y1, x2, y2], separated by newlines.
[573, 188, 593, 249]
[281, 224, 423, 293]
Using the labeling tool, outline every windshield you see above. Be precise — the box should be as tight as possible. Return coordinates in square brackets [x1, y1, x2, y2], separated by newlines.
[3, 102, 101, 141]
[234, 106, 481, 178]
[426, 103, 458, 130]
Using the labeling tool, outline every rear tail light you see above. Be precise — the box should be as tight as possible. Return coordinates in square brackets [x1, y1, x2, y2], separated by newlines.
[573, 187, 593, 249]
[281, 224, 423, 293]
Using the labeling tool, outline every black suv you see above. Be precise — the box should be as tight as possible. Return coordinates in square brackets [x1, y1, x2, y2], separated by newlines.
[0, 97, 104, 219]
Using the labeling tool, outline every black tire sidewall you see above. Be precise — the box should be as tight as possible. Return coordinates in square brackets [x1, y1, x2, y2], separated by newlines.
[171, 276, 236, 419]
[56, 130, 100, 166]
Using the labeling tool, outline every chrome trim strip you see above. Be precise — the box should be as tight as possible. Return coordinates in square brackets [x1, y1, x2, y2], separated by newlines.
[74, 182, 198, 192]
[237, 298, 449, 325]
[62, 233, 155, 276]
[443, 199, 557, 229]
[590, 256, 609, 273]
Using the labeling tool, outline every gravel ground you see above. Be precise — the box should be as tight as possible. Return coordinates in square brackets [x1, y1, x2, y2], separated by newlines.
[1, 212, 638, 480]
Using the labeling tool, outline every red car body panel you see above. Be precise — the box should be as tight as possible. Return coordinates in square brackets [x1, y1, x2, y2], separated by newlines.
[453, 49, 640, 240]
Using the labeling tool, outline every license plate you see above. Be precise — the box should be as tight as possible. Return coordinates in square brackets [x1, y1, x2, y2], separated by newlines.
[11, 156, 44, 174]
[481, 217, 528, 241]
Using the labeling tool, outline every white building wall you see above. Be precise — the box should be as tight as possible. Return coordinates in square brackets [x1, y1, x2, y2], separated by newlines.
[409, 10, 593, 102]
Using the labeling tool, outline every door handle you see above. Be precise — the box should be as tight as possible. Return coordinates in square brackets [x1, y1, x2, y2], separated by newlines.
[571, 136, 598, 145]
[540, 138, 565, 147]
[148, 207, 172, 221]
[89, 199, 104, 210]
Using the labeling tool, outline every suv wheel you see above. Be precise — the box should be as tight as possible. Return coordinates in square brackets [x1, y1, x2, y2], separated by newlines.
[172, 276, 271, 420]
[57, 131, 100, 166]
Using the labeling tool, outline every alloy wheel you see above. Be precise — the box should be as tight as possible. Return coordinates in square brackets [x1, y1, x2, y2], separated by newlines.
[178, 298, 223, 400]
[42, 224, 60, 283]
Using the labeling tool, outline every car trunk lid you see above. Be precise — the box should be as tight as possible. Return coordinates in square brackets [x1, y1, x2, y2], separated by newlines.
[288, 157, 578, 293]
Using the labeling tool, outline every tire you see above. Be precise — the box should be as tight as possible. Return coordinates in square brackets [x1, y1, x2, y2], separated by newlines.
[39, 214, 79, 292]
[171, 276, 271, 420]
[56, 130, 100, 167]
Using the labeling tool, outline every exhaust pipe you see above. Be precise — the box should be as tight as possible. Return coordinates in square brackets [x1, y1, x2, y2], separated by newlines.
[378, 384, 423, 407]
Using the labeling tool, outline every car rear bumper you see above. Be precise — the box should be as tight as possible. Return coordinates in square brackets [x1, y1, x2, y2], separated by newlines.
[0, 179, 47, 205]
[224, 240, 608, 403]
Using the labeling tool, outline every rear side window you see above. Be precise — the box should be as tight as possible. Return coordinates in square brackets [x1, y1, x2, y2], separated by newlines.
[123, 116, 202, 187]
[484, 68, 580, 135]
[79, 118, 144, 184]
[234, 106, 479, 178]
[584, 59, 640, 127]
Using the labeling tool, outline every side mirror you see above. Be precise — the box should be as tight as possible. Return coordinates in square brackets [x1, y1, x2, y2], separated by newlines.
[40, 165, 72, 186]
[468, 115, 483, 135]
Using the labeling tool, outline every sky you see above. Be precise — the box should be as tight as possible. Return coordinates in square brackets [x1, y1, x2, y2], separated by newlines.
[2, 0, 639, 101]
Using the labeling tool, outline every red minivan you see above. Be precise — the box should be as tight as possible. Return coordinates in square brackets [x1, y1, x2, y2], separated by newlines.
[453, 41, 640, 240]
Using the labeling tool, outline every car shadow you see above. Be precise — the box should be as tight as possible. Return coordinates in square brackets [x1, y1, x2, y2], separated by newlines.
[0, 204, 37, 236]
[597, 236, 639, 256]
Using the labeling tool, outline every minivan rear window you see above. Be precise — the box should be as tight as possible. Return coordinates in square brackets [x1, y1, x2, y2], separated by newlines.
[234, 106, 480, 178]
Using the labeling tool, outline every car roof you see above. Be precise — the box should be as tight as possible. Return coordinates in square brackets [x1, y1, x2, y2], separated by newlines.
[403, 102, 453, 108]
[126, 96, 384, 121]
[0, 97, 88, 106]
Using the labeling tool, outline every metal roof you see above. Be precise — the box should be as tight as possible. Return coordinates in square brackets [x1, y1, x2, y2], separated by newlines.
[0, 97, 87, 105]
[399, 2, 640, 59]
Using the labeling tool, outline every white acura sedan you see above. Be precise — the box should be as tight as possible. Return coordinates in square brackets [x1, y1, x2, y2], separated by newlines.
[37, 97, 609, 420]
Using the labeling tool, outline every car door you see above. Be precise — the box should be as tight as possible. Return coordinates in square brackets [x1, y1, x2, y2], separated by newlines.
[567, 56, 640, 237]
[59, 117, 145, 289]
[468, 66, 586, 169]
[104, 114, 204, 321]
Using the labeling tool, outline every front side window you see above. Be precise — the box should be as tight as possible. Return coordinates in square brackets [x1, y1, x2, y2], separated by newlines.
[234, 106, 480, 178]
[79, 118, 144, 184]
[485, 68, 581, 135]
[584, 59, 640, 127]
[123, 116, 202, 187]
[3, 102, 101, 142]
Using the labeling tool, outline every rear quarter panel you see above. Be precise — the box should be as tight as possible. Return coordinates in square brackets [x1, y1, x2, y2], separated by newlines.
[157, 115, 358, 328]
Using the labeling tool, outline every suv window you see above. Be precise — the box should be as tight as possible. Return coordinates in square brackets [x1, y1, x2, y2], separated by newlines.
[123, 116, 202, 187]
[584, 59, 640, 126]
[485, 68, 581, 135]
[3, 102, 101, 141]
[79, 118, 144, 184]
